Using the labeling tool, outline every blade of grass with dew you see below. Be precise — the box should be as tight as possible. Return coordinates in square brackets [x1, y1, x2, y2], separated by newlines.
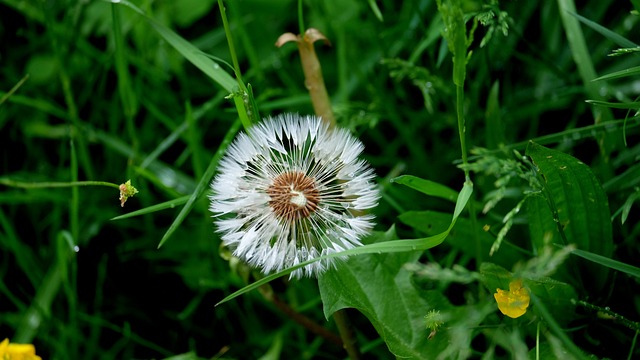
[501, 117, 640, 151]
[569, 248, 640, 279]
[391, 175, 458, 202]
[113, 0, 236, 93]
[216, 180, 472, 306]
[586, 100, 640, 109]
[157, 119, 242, 248]
[592, 66, 640, 82]
[111, 195, 191, 221]
[557, 0, 613, 125]
[568, 11, 639, 48]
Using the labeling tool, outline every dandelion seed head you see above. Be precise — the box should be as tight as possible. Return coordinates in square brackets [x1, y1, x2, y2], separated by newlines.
[209, 113, 380, 278]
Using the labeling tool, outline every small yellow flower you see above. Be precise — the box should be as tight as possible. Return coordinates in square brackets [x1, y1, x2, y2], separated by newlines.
[0, 338, 42, 360]
[494, 279, 530, 318]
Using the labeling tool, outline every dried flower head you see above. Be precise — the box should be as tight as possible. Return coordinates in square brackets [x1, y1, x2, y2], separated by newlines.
[209, 114, 379, 278]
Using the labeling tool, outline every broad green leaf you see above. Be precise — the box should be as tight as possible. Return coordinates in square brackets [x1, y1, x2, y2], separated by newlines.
[398, 210, 525, 269]
[114, 1, 236, 93]
[319, 228, 490, 359]
[215, 181, 473, 305]
[392, 175, 458, 202]
[526, 194, 560, 254]
[526, 141, 613, 291]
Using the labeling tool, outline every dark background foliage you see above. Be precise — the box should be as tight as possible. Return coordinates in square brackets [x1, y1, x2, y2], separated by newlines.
[1, 0, 639, 359]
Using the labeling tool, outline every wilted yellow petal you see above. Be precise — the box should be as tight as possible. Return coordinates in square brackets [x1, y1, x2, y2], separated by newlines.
[494, 279, 530, 318]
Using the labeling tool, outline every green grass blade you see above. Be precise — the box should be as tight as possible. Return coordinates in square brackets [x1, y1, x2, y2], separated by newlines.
[157, 119, 242, 248]
[111, 195, 191, 220]
[592, 66, 640, 82]
[529, 292, 588, 360]
[557, 0, 613, 124]
[585, 100, 640, 109]
[114, 0, 236, 93]
[569, 248, 640, 279]
[216, 180, 473, 306]
[391, 175, 458, 202]
[568, 11, 638, 48]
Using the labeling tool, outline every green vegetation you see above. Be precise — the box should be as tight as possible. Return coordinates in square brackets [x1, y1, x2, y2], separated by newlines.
[1, 0, 639, 358]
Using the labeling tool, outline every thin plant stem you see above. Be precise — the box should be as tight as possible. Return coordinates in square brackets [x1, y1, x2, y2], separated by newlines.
[70, 140, 80, 243]
[258, 286, 343, 348]
[0, 179, 121, 190]
[0, 74, 29, 106]
[218, 0, 243, 84]
[217, 0, 255, 130]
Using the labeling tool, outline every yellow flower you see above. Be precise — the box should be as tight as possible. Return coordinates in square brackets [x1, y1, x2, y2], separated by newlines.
[494, 279, 530, 318]
[0, 338, 42, 360]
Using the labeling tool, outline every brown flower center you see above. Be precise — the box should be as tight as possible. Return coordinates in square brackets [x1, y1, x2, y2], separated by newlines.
[267, 172, 320, 221]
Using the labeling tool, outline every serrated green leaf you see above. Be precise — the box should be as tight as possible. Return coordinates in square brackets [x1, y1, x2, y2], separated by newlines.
[319, 228, 488, 359]
[392, 175, 458, 202]
[526, 141, 613, 291]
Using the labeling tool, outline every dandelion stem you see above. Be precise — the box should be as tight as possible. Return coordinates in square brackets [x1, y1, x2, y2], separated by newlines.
[258, 285, 343, 347]
[333, 309, 361, 360]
